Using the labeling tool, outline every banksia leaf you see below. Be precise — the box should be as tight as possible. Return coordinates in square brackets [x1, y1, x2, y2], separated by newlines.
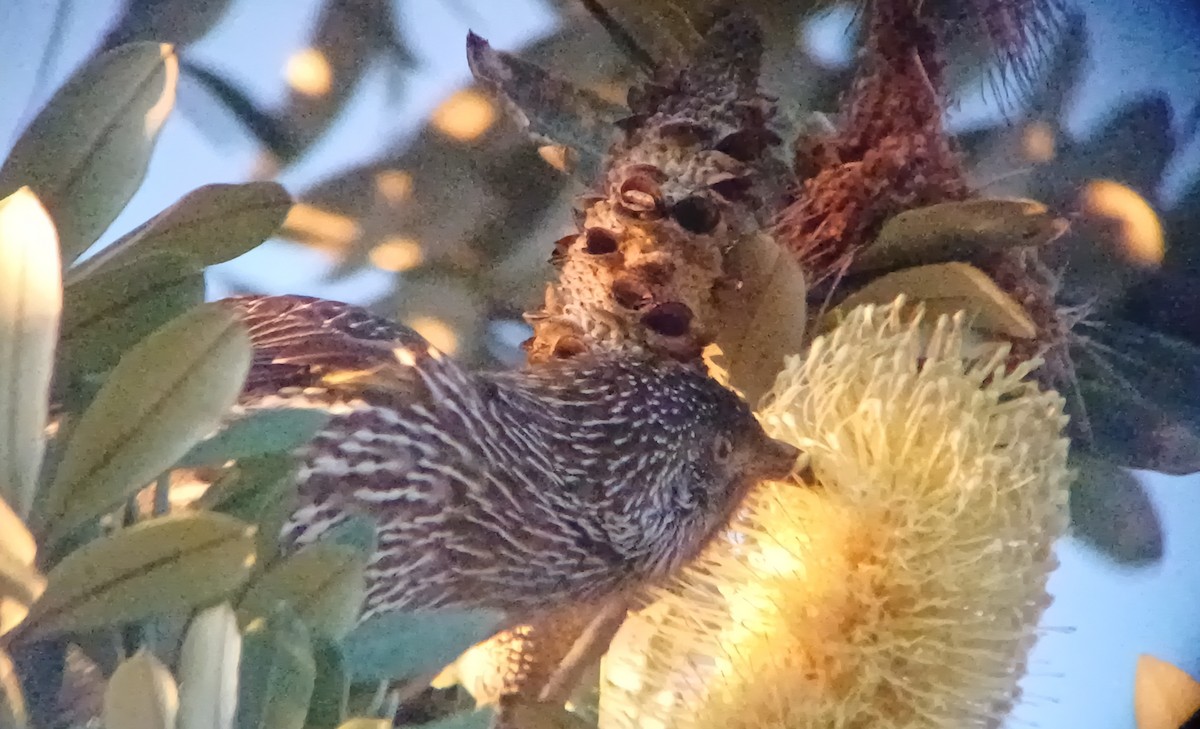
[337, 721, 388, 729]
[179, 603, 242, 729]
[237, 541, 368, 641]
[0, 535, 39, 641]
[342, 609, 505, 682]
[102, 0, 236, 48]
[831, 262, 1038, 340]
[17, 513, 256, 640]
[0, 43, 178, 262]
[602, 299, 1071, 729]
[68, 182, 292, 283]
[0, 496, 42, 628]
[200, 454, 298, 568]
[399, 708, 496, 729]
[103, 651, 179, 729]
[1135, 655, 1200, 729]
[59, 250, 204, 386]
[0, 189, 60, 519]
[849, 198, 1069, 275]
[235, 604, 316, 729]
[305, 637, 350, 729]
[1069, 456, 1163, 565]
[37, 305, 252, 547]
[0, 648, 26, 728]
[178, 408, 330, 468]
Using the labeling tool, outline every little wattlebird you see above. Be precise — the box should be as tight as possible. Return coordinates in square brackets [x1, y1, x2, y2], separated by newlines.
[220, 294, 800, 625]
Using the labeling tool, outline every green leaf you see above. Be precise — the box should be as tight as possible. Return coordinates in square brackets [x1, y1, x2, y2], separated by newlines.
[849, 199, 1069, 275]
[200, 454, 299, 567]
[402, 708, 495, 729]
[487, 703, 593, 729]
[59, 250, 204, 385]
[0, 188, 61, 518]
[342, 609, 506, 682]
[103, 0, 237, 48]
[17, 512, 256, 641]
[1076, 376, 1200, 476]
[319, 515, 377, 556]
[238, 541, 368, 641]
[1069, 455, 1163, 565]
[0, 548, 44, 613]
[0, 42, 178, 263]
[36, 304, 252, 548]
[304, 637, 349, 729]
[1073, 321, 1200, 474]
[831, 262, 1038, 340]
[67, 182, 293, 283]
[178, 603, 241, 729]
[102, 650, 179, 729]
[236, 603, 316, 729]
[0, 496, 43, 619]
[0, 648, 27, 729]
[178, 408, 331, 468]
[337, 721, 388, 729]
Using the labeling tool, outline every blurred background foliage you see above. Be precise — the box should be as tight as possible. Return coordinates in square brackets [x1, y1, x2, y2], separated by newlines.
[1, 0, 1200, 726]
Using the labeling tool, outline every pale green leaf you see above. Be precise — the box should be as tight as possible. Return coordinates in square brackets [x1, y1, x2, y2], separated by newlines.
[0, 647, 26, 729]
[59, 250, 204, 383]
[179, 603, 242, 729]
[178, 408, 330, 468]
[404, 708, 496, 729]
[238, 541, 368, 641]
[319, 515, 377, 556]
[199, 454, 298, 568]
[37, 304, 252, 547]
[68, 182, 292, 283]
[236, 604, 316, 729]
[103, 651, 179, 729]
[305, 637, 348, 729]
[336, 721, 388, 729]
[0, 43, 178, 263]
[0, 188, 61, 517]
[18, 512, 256, 640]
[343, 609, 506, 682]
[0, 497, 35, 573]
[831, 262, 1038, 340]
[1069, 455, 1163, 565]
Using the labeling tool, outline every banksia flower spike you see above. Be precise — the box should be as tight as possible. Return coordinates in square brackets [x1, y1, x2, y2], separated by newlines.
[600, 298, 1072, 729]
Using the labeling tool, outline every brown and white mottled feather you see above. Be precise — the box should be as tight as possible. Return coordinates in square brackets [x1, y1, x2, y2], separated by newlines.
[220, 295, 798, 624]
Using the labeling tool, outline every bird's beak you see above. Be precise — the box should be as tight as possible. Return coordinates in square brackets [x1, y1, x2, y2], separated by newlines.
[751, 436, 803, 483]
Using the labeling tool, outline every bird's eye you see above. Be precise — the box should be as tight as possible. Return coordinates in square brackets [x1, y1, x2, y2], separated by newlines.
[712, 435, 734, 464]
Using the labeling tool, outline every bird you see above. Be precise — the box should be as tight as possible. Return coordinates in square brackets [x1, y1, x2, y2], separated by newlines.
[220, 294, 800, 625]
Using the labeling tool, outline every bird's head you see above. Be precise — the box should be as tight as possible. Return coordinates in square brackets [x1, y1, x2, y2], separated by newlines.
[575, 357, 801, 578]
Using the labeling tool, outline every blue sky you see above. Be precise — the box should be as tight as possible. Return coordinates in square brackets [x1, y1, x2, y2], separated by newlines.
[3, 1, 1200, 726]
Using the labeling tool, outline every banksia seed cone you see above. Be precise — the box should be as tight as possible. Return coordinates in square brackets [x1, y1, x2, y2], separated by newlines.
[469, 11, 790, 364]
[600, 298, 1072, 729]
[223, 294, 798, 623]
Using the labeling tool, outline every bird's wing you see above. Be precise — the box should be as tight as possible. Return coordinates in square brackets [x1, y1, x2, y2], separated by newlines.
[220, 294, 451, 402]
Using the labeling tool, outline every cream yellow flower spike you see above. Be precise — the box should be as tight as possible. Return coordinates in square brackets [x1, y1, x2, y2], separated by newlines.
[601, 297, 1072, 729]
